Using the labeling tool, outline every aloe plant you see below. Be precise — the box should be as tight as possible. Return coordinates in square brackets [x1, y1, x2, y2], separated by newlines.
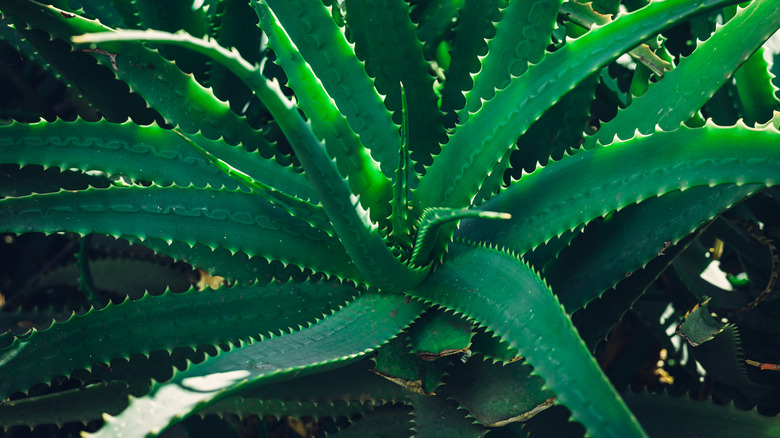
[1, 0, 780, 436]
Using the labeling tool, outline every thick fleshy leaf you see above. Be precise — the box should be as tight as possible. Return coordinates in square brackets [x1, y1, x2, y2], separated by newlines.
[442, 357, 555, 427]
[409, 243, 647, 438]
[0, 185, 357, 277]
[594, 0, 780, 144]
[459, 123, 780, 255]
[545, 184, 760, 311]
[416, 0, 749, 211]
[624, 390, 780, 437]
[88, 293, 425, 437]
[1, 0, 282, 159]
[345, 0, 446, 169]
[0, 280, 358, 399]
[0, 119, 314, 199]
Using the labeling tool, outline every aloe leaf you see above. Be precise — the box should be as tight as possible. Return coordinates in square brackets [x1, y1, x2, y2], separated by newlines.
[247, 5, 393, 223]
[692, 322, 773, 400]
[1, 20, 160, 124]
[594, 0, 780, 144]
[242, 358, 410, 403]
[371, 333, 441, 395]
[474, 74, 599, 206]
[199, 397, 373, 421]
[264, 0, 401, 177]
[510, 74, 599, 175]
[344, 0, 446, 168]
[0, 119, 315, 200]
[0, 164, 109, 197]
[124, 238, 295, 286]
[76, 235, 108, 308]
[26, 255, 193, 301]
[88, 293, 425, 438]
[442, 357, 555, 427]
[0, 185, 360, 280]
[411, 207, 510, 266]
[0, 381, 129, 428]
[205, 0, 266, 118]
[545, 184, 760, 311]
[133, 0, 211, 81]
[470, 326, 521, 363]
[623, 389, 780, 438]
[416, 0, 747, 211]
[439, 0, 502, 126]
[391, 83, 412, 244]
[72, 26, 426, 291]
[461, 0, 562, 120]
[459, 123, 780, 255]
[1, 0, 280, 158]
[411, 393, 486, 438]
[0, 280, 359, 400]
[412, 0, 463, 52]
[409, 243, 647, 438]
[329, 404, 413, 438]
[734, 47, 778, 126]
[173, 130, 328, 231]
[409, 309, 473, 360]
[571, 232, 704, 351]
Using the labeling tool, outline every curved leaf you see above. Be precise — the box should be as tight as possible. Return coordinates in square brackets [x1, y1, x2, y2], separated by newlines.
[416, 0, 747, 211]
[88, 293, 425, 437]
[0, 280, 359, 399]
[623, 389, 780, 437]
[409, 243, 647, 438]
[594, 0, 780, 144]
[0, 185, 358, 280]
[459, 123, 780, 254]
[0, 119, 315, 200]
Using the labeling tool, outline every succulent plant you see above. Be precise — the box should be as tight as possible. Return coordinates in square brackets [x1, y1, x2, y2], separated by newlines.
[1, 0, 780, 437]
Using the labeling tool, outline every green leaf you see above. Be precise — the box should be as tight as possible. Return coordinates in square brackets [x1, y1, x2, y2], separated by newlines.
[442, 357, 555, 427]
[133, 0, 211, 81]
[344, 0, 446, 169]
[199, 397, 372, 422]
[68, 23, 431, 291]
[1, 0, 280, 158]
[624, 389, 780, 437]
[409, 243, 647, 438]
[372, 333, 439, 395]
[416, 0, 748, 211]
[594, 0, 780, 144]
[411, 207, 510, 266]
[469, 327, 521, 363]
[459, 124, 780, 255]
[0, 185, 359, 280]
[88, 293, 425, 437]
[409, 309, 473, 360]
[474, 74, 599, 205]
[546, 184, 760, 311]
[0, 280, 359, 400]
[439, 0, 502, 126]
[0, 164, 109, 197]
[205, 0, 267, 119]
[0, 381, 129, 428]
[411, 393, 486, 438]
[247, 5, 393, 222]
[675, 299, 727, 347]
[264, 0, 401, 178]
[242, 358, 410, 403]
[0, 119, 314, 199]
[329, 404, 413, 438]
[462, 0, 562, 120]
[734, 47, 779, 126]
[1, 21, 160, 124]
